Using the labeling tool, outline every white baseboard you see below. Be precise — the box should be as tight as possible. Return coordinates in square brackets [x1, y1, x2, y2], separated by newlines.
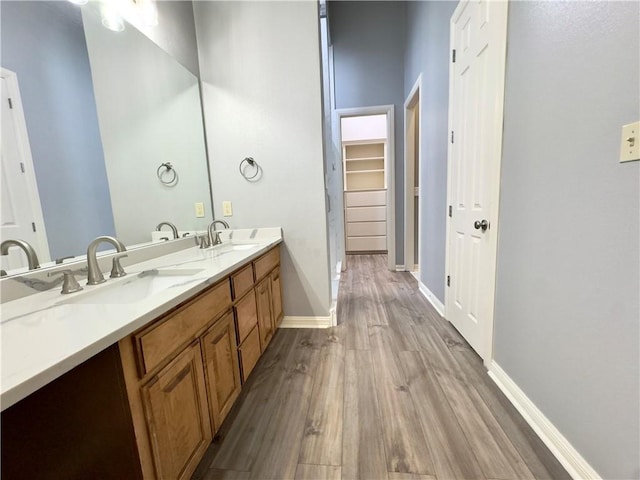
[488, 362, 601, 480]
[418, 281, 445, 317]
[396, 264, 406, 271]
[280, 316, 332, 328]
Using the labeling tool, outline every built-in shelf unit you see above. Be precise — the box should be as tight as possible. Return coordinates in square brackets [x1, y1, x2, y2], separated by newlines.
[343, 140, 387, 253]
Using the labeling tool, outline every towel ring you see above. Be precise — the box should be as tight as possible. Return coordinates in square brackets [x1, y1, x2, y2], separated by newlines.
[239, 157, 261, 181]
[157, 162, 178, 186]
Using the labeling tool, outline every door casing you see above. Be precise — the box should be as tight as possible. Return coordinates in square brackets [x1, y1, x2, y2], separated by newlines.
[404, 75, 421, 273]
[335, 105, 396, 272]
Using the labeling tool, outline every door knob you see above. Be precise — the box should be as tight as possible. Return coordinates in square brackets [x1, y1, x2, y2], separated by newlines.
[474, 219, 489, 231]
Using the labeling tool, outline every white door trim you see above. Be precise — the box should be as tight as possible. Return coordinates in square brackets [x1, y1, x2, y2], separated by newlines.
[444, 1, 509, 365]
[1, 68, 51, 262]
[335, 105, 396, 271]
[404, 75, 422, 273]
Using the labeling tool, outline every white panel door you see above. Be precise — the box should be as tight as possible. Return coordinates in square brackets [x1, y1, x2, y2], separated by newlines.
[446, 0, 508, 360]
[1, 72, 50, 271]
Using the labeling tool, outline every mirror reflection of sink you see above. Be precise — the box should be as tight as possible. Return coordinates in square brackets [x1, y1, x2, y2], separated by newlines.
[58, 268, 205, 305]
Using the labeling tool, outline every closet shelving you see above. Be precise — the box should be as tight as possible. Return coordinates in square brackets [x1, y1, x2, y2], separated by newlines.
[343, 140, 387, 253]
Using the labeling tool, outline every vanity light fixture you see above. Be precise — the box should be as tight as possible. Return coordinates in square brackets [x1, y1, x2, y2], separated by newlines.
[67, 0, 89, 5]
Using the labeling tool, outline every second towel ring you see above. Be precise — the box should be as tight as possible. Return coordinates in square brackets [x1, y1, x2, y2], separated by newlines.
[157, 162, 179, 186]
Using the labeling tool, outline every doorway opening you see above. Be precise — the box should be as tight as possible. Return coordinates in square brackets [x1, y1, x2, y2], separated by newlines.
[404, 76, 421, 279]
[336, 106, 395, 271]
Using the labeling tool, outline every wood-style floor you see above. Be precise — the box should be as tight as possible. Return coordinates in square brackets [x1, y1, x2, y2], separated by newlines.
[193, 254, 570, 480]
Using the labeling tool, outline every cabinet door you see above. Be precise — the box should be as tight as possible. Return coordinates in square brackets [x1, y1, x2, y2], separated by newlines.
[202, 311, 241, 432]
[256, 277, 274, 351]
[142, 342, 211, 480]
[270, 267, 283, 329]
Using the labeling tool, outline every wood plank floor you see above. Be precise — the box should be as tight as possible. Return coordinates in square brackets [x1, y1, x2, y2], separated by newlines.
[193, 254, 570, 480]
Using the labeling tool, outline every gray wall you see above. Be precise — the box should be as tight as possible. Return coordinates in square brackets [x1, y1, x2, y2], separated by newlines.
[494, 2, 640, 478]
[404, 0, 457, 302]
[1, 1, 115, 260]
[329, 1, 406, 265]
[194, 1, 331, 318]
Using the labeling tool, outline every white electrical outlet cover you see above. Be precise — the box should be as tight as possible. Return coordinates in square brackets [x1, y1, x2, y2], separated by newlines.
[620, 121, 640, 163]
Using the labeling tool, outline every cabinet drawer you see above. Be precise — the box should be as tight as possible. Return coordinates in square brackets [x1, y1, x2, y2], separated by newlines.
[231, 264, 254, 299]
[346, 236, 387, 252]
[234, 289, 258, 343]
[239, 326, 261, 382]
[345, 206, 386, 222]
[135, 280, 232, 376]
[254, 247, 279, 281]
[346, 221, 386, 237]
[344, 190, 386, 207]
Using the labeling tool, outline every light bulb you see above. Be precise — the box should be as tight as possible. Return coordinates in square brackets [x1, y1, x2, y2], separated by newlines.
[100, 3, 125, 32]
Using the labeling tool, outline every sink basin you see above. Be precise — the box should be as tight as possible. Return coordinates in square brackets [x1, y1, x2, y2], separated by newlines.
[59, 268, 205, 305]
[231, 243, 258, 251]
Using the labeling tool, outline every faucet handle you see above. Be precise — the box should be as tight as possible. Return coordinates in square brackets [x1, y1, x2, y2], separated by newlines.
[48, 269, 83, 295]
[110, 254, 128, 279]
[212, 231, 222, 246]
[199, 235, 210, 249]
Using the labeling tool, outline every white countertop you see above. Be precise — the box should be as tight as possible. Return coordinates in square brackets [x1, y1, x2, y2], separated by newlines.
[0, 229, 282, 411]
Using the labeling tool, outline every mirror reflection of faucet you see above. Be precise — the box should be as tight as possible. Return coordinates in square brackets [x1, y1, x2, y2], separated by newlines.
[155, 221, 179, 240]
[0, 239, 40, 271]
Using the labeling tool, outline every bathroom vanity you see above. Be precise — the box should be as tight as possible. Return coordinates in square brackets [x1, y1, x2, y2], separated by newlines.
[1, 231, 283, 480]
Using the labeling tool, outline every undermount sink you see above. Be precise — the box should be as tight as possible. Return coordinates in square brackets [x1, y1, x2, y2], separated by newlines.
[58, 268, 205, 305]
[231, 243, 258, 251]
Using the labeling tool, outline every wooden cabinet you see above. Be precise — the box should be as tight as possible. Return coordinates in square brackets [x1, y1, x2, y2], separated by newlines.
[141, 342, 211, 480]
[255, 277, 274, 350]
[201, 311, 241, 431]
[270, 267, 283, 328]
[2, 244, 285, 480]
[239, 325, 261, 380]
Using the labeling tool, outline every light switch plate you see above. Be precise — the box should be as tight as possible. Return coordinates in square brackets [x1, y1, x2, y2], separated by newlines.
[194, 202, 205, 218]
[222, 201, 233, 217]
[620, 121, 639, 163]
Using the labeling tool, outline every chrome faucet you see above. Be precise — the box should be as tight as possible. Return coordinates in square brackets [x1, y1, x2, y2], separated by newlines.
[208, 220, 229, 246]
[86, 236, 127, 285]
[0, 239, 40, 270]
[156, 221, 179, 239]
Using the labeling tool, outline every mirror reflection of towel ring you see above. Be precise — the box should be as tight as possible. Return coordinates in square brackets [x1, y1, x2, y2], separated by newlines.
[157, 162, 179, 186]
[239, 157, 262, 182]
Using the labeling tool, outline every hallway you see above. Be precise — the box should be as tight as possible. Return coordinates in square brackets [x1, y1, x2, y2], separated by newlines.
[194, 255, 569, 480]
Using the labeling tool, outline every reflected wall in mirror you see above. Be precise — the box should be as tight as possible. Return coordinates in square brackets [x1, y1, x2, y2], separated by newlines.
[0, 1, 212, 275]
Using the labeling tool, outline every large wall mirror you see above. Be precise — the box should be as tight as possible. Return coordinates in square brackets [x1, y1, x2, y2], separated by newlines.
[1, 1, 212, 275]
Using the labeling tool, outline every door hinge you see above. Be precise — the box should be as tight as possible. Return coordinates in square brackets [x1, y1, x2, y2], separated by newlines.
[451, 131, 454, 144]
[448, 205, 452, 217]
[452, 49, 456, 63]
[20, 162, 25, 173]
[32, 222, 36, 232]
[447, 275, 450, 287]
[8, 97, 13, 109]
